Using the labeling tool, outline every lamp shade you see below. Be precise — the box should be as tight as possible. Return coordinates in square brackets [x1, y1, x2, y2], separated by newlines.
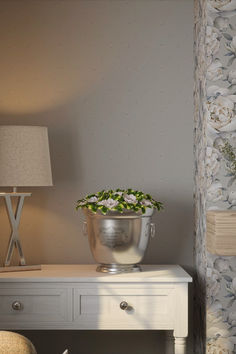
[0, 126, 53, 187]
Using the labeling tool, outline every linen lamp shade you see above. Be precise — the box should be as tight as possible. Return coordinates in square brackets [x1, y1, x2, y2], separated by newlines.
[0, 126, 53, 187]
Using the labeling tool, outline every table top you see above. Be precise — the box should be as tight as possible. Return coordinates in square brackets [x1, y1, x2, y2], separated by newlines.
[0, 264, 192, 283]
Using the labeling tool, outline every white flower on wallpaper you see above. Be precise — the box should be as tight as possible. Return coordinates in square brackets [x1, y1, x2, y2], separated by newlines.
[208, 300, 224, 325]
[214, 257, 231, 272]
[207, 59, 224, 81]
[227, 190, 236, 205]
[207, 337, 235, 353]
[207, 181, 224, 201]
[225, 276, 236, 302]
[207, 267, 221, 298]
[206, 95, 236, 132]
[207, 85, 229, 97]
[214, 136, 228, 150]
[228, 311, 236, 326]
[206, 146, 221, 186]
[207, 297, 236, 352]
[206, 26, 221, 62]
[227, 70, 236, 84]
[208, 0, 236, 12]
[207, 322, 230, 340]
[214, 16, 230, 31]
[225, 35, 236, 66]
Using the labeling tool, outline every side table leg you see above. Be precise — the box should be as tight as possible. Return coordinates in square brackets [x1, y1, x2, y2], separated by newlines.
[174, 337, 187, 354]
[165, 331, 174, 354]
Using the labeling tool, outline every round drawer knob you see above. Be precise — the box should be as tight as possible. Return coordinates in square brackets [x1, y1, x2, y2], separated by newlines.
[12, 301, 23, 311]
[120, 301, 128, 310]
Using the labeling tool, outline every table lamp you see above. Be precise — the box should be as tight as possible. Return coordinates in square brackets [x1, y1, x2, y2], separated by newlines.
[0, 126, 53, 272]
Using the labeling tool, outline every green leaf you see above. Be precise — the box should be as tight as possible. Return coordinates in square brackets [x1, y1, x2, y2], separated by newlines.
[76, 188, 163, 214]
[101, 206, 108, 214]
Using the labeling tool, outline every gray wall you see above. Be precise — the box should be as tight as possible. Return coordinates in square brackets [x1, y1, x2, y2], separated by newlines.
[0, 1, 193, 353]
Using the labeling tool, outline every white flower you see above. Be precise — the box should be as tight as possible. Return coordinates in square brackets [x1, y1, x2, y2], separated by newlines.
[206, 147, 221, 187]
[228, 311, 236, 326]
[78, 200, 86, 206]
[214, 16, 230, 31]
[206, 26, 220, 59]
[207, 267, 221, 297]
[141, 199, 152, 207]
[124, 194, 137, 204]
[228, 132, 236, 146]
[115, 191, 123, 196]
[207, 206, 222, 210]
[207, 181, 224, 202]
[228, 70, 236, 84]
[207, 59, 224, 81]
[228, 191, 236, 205]
[207, 298, 236, 353]
[232, 277, 236, 292]
[98, 198, 118, 209]
[207, 337, 235, 353]
[214, 136, 228, 150]
[207, 300, 224, 327]
[87, 196, 98, 203]
[226, 36, 236, 55]
[207, 322, 230, 339]
[227, 276, 236, 295]
[214, 258, 230, 273]
[207, 85, 229, 97]
[207, 96, 236, 131]
[209, 0, 236, 12]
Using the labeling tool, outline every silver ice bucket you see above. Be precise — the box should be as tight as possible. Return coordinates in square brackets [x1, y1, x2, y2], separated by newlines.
[82, 208, 155, 273]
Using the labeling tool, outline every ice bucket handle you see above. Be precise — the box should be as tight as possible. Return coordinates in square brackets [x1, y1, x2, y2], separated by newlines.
[150, 223, 155, 238]
[83, 221, 88, 236]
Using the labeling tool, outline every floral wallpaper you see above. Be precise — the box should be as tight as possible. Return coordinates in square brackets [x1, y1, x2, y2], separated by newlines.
[195, 0, 236, 353]
[194, 0, 208, 351]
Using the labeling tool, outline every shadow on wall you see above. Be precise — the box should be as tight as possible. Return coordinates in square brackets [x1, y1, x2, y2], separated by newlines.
[144, 197, 193, 268]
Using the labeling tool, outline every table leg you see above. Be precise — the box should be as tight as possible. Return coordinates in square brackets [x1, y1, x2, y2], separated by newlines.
[174, 337, 186, 354]
[165, 331, 174, 354]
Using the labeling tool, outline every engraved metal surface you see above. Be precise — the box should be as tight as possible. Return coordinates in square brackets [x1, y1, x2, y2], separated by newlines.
[83, 209, 155, 273]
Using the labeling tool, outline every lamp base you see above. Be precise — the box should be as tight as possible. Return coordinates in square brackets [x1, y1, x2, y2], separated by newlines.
[0, 265, 41, 273]
[0, 192, 31, 267]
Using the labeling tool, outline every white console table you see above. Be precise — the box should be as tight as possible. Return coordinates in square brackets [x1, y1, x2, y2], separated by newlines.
[0, 264, 192, 354]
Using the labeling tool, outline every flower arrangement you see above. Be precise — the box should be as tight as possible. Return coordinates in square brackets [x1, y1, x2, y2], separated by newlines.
[76, 189, 163, 215]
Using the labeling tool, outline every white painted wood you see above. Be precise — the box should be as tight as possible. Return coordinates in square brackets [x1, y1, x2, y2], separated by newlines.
[0, 264, 192, 283]
[0, 264, 191, 354]
[174, 337, 187, 354]
[73, 286, 175, 329]
[174, 283, 188, 337]
[0, 287, 72, 324]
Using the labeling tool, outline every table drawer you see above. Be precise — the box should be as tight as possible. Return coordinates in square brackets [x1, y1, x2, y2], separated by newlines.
[0, 287, 72, 324]
[74, 287, 175, 329]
